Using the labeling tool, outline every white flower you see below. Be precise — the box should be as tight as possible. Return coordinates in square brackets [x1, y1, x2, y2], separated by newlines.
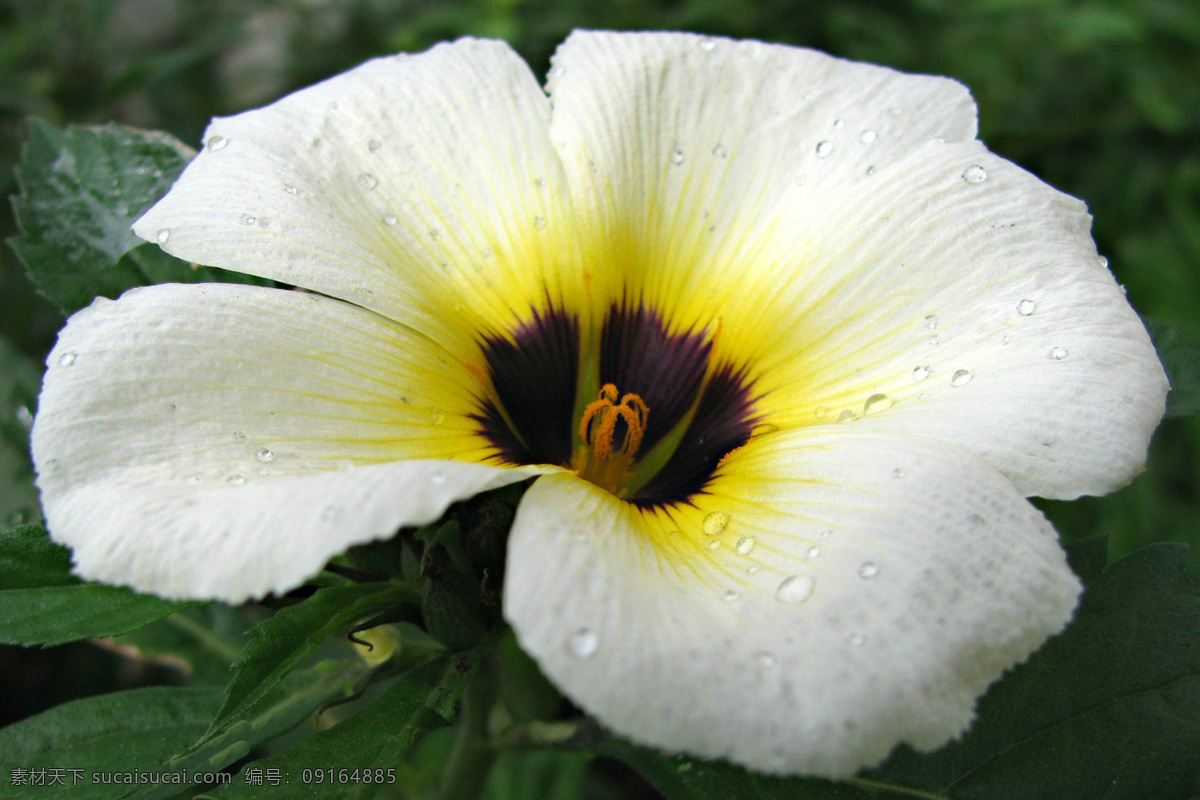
[32, 32, 1167, 777]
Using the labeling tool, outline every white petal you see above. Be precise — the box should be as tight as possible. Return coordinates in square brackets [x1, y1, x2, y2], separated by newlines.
[545, 30, 976, 311]
[133, 38, 576, 350]
[504, 426, 1080, 777]
[33, 284, 544, 601]
[742, 141, 1168, 499]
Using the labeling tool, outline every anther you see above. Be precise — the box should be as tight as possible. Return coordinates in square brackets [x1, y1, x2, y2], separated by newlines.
[579, 383, 650, 461]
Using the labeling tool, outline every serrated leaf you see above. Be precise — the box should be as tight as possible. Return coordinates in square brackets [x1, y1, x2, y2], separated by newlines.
[9, 119, 269, 315]
[0, 335, 41, 528]
[601, 538, 1200, 800]
[127, 661, 372, 800]
[205, 582, 418, 742]
[0, 686, 223, 800]
[0, 524, 200, 646]
[1147, 318, 1200, 417]
[199, 655, 473, 799]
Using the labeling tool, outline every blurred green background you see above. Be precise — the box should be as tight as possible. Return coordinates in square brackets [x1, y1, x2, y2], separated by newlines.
[1, 0, 1197, 776]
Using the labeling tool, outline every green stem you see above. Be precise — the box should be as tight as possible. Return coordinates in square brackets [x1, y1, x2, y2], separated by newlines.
[438, 652, 498, 800]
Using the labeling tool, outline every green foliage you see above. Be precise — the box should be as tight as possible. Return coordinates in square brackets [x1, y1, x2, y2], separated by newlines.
[0, 524, 199, 646]
[1148, 319, 1200, 417]
[0, 686, 223, 799]
[0, 334, 40, 528]
[9, 120, 267, 315]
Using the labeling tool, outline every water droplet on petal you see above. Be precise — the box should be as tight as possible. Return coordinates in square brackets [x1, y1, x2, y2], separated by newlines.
[962, 164, 989, 184]
[858, 561, 879, 579]
[702, 511, 730, 535]
[859, 129, 877, 144]
[15, 405, 33, 429]
[1017, 299, 1037, 316]
[735, 537, 756, 555]
[1098, 255, 1110, 268]
[776, 575, 815, 603]
[837, 409, 856, 423]
[430, 410, 445, 426]
[850, 632, 866, 646]
[533, 215, 547, 231]
[233, 431, 247, 442]
[755, 651, 777, 666]
[815, 140, 834, 159]
[156, 228, 170, 244]
[888, 106, 903, 116]
[58, 352, 76, 367]
[357, 173, 378, 190]
[206, 135, 228, 151]
[227, 474, 246, 487]
[383, 214, 398, 226]
[912, 365, 931, 381]
[924, 314, 939, 329]
[706, 540, 722, 551]
[284, 184, 298, 195]
[240, 213, 257, 226]
[863, 393, 893, 414]
[368, 139, 381, 152]
[722, 589, 739, 602]
[698, 37, 717, 51]
[671, 149, 685, 166]
[549, 65, 566, 78]
[568, 628, 598, 658]
[818, 529, 832, 539]
[893, 467, 906, 478]
[746, 565, 761, 574]
[255, 448, 274, 463]
[805, 545, 820, 560]
[712, 143, 728, 158]
[429, 228, 442, 241]
[1049, 347, 1069, 360]
[430, 472, 446, 486]
[951, 369, 974, 387]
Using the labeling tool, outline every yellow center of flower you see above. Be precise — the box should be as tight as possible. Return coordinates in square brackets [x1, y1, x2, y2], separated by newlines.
[572, 384, 650, 495]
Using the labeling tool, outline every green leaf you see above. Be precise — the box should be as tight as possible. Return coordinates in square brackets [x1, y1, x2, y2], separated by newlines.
[199, 655, 473, 799]
[0, 686, 223, 800]
[601, 537, 1200, 800]
[0, 335, 41, 528]
[1147, 318, 1200, 417]
[0, 524, 200, 646]
[128, 661, 373, 800]
[9, 119, 269, 315]
[205, 582, 418, 742]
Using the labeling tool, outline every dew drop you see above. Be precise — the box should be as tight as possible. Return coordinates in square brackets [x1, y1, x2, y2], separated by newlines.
[706, 540, 722, 551]
[240, 213, 257, 226]
[156, 228, 170, 244]
[722, 589, 740, 602]
[815, 140, 834, 159]
[227, 474, 246, 487]
[859, 129, 877, 144]
[735, 537, 756, 555]
[776, 575, 815, 603]
[755, 651, 777, 666]
[568, 628, 598, 658]
[863, 393, 893, 414]
[429, 228, 442, 241]
[1098, 255, 1110, 268]
[951, 369, 974, 387]
[206, 134, 228, 151]
[1017, 299, 1037, 316]
[702, 511, 730, 535]
[746, 565, 761, 575]
[357, 173, 378, 190]
[962, 164, 989, 184]
[383, 214, 398, 226]
[818, 529, 832, 539]
[1049, 347, 1069, 360]
[549, 65, 566, 78]
[924, 314, 939, 329]
[430, 472, 446, 486]
[430, 410, 445, 426]
[837, 409, 856, 423]
[850, 632, 867, 646]
[893, 467, 906, 478]
[283, 183, 298, 195]
[712, 143, 728, 158]
[698, 37, 717, 51]
[912, 365, 931, 381]
[15, 406, 33, 429]
[928, 334, 941, 348]
[233, 431, 247, 442]
[858, 561, 879, 579]
[888, 106, 903, 116]
[533, 215, 547, 231]
[255, 448, 274, 463]
[832, 118, 845, 129]
[367, 139, 382, 152]
[805, 545, 820, 560]
[865, 165, 877, 176]
[57, 351, 76, 367]
[671, 149, 685, 166]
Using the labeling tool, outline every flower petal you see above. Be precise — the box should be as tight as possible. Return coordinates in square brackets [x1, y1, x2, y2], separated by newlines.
[504, 426, 1080, 777]
[33, 283, 544, 601]
[133, 38, 578, 352]
[545, 30, 977, 318]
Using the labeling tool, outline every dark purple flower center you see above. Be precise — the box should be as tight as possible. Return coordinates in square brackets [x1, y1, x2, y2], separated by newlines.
[473, 302, 760, 508]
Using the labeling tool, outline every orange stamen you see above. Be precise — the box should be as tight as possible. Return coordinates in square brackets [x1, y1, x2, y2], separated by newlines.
[578, 383, 650, 461]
